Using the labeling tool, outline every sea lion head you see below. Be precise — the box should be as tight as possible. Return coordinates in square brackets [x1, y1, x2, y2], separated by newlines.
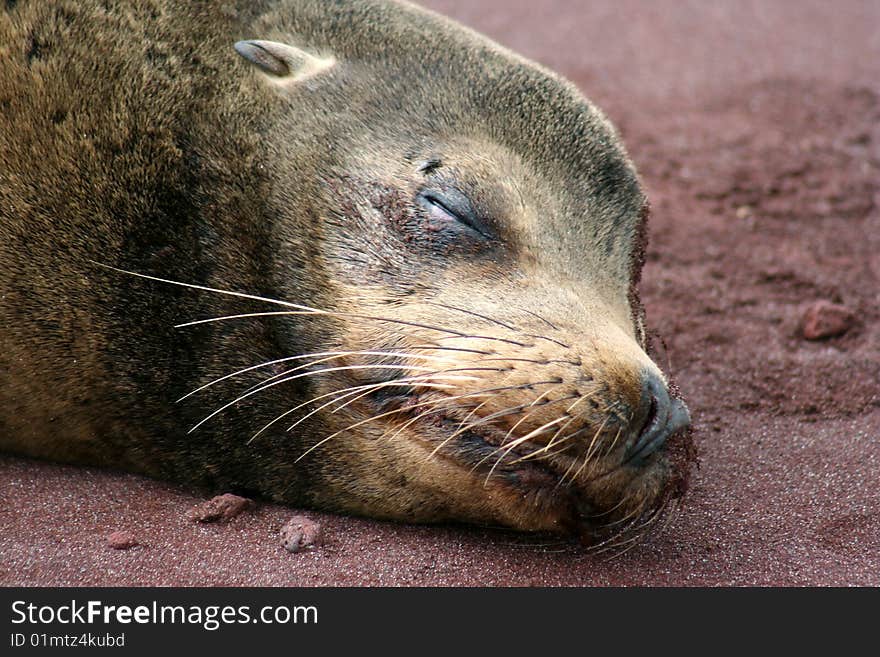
[224, 1, 695, 540]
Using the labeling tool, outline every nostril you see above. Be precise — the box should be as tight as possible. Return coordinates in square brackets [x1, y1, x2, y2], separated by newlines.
[641, 395, 658, 437]
[624, 373, 689, 465]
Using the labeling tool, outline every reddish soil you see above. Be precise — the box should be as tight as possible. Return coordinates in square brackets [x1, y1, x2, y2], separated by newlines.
[2, 0, 878, 586]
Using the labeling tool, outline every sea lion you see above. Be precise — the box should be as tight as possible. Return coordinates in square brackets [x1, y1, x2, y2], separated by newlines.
[0, 0, 693, 539]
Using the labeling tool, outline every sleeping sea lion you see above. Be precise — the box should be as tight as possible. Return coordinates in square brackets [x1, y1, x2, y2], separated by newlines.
[0, 0, 693, 538]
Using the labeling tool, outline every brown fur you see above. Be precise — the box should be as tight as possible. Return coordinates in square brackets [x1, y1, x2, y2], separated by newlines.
[0, 0, 693, 536]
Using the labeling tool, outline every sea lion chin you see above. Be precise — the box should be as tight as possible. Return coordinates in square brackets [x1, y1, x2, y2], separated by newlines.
[0, 0, 695, 542]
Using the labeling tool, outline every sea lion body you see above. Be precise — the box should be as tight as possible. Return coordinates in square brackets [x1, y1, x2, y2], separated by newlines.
[0, 0, 692, 536]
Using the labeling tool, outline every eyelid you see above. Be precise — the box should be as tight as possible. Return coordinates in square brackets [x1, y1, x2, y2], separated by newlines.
[419, 190, 491, 239]
[422, 193, 460, 220]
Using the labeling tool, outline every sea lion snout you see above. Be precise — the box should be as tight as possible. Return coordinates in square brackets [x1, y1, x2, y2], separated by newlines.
[624, 372, 691, 465]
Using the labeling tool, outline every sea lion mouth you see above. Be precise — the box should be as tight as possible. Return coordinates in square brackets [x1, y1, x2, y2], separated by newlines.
[408, 405, 564, 484]
[370, 386, 688, 539]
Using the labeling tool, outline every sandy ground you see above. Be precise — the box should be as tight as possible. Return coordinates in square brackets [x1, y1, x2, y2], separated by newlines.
[2, 0, 878, 586]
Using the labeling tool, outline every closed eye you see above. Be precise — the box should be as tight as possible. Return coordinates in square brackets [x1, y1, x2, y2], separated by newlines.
[418, 190, 492, 239]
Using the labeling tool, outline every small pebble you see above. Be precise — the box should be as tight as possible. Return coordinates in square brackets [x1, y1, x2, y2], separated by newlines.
[187, 493, 254, 523]
[801, 301, 856, 340]
[107, 530, 138, 550]
[280, 516, 323, 553]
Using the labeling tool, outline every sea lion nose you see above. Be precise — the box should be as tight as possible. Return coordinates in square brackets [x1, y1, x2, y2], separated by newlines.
[624, 372, 690, 465]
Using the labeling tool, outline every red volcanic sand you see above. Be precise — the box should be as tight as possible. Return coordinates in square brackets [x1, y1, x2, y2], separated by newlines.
[2, 0, 878, 586]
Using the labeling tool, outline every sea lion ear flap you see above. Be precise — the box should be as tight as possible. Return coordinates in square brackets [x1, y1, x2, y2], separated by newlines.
[234, 40, 335, 84]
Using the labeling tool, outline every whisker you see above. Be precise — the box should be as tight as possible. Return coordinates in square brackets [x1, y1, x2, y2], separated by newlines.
[594, 499, 649, 532]
[409, 396, 495, 465]
[519, 308, 560, 332]
[97, 264, 530, 349]
[451, 398, 492, 436]
[361, 317, 529, 346]
[502, 393, 585, 463]
[176, 311, 313, 328]
[291, 377, 549, 463]
[575, 421, 612, 482]
[433, 334, 532, 348]
[580, 426, 640, 485]
[247, 375, 460, 443]
[513, 390, 601, 462]
[440, 367, 511, 374]
[559, 427, 623, 464]
[238, 351, 453, 396]
[189, 364, 476, 434]
[387, 383, 545, 457]
[514, 441, 573, 463]
[495, 385, 566, 448]
[561, 416, 612, 486]
[448, 402, 539, 446]
[594, 503, 668, 559]
[421, 381, 563, 462]
[304, 381, 513, 435]
[380, 409, 446, 453]
[483, 416, 569, 484]
[94, 263, 316, 309]
[653, 501, 679, 537]
[180, 349, 451, 402]
[601, 424, 627, 458]
[557, 444, 585, 487]
[593, 529, 648, 559]
[525, 334, 571, 349]
[480, 356, 580, 366]
[580, 505, 649, 554]
[408, 344, 494, 356]
[451, 390, 580, 473]
[580, 496, 629, 520]
[178, 307, 528, 347]
[509, 428, 587, 465]
[422, 301, 520, 332]
[563, 390, 601, 416]
[294, 402, 443, 463]
[485, 408, 576, 461]
[587, 425, 621, 464]
[370, 395, 493, 454]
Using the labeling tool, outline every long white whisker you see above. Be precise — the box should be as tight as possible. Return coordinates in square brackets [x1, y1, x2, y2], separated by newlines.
[482, 416, 568, 484]
[97, 264, 528, 347]
[287, 378, 486, 434]
[583, 418, 615, 464]
[176, 311, 318, 328]
[254, 367, 519, 446]
[517, 390, 603, 463]
[294, 374, 542, 461]
[93, 263, 320, 310]
[378, 394, 489, 452]
[563, 415, 612, 485]
[499, 388, 579, 461]
[247, 376, 458, 444]
[237, 351, 452, 397]
[179, 350, 446, 402]
[602, 426, 626, 458]
[180, 307, 529, 347]
[309, 390, 496, 458]
[188, 364, 469, 434]
[420, 381, 562, 462]
[594, 504, 667, 559]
